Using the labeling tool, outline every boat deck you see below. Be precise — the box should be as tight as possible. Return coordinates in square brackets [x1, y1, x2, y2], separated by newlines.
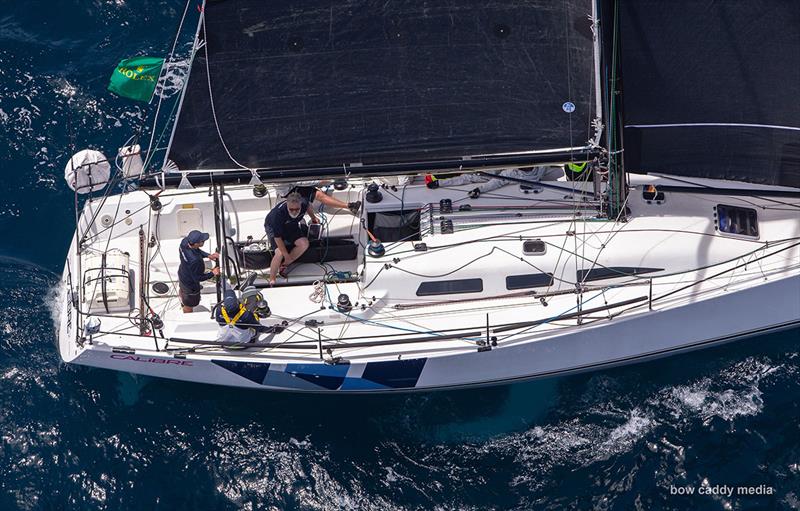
[64, 174, 800, 367]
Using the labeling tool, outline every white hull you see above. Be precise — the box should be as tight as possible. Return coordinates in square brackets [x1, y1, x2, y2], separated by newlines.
[64, 278, 800, 393]
[56, 174, 800, 392]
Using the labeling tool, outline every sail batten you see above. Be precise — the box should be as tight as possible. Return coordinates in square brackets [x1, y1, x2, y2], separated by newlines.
[167, 0, 595, 175]
[618, 0, 800, 188]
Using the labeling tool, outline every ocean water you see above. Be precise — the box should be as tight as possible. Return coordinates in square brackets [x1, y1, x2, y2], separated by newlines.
[1, 2, 799, 509]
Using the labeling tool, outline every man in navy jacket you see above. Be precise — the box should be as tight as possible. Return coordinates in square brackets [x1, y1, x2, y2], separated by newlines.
[178, 230, 219, 313]
[264, 192, 318, 285]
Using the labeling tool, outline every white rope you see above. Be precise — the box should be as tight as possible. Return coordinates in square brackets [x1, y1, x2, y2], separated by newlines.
[201, 12, 252, 171]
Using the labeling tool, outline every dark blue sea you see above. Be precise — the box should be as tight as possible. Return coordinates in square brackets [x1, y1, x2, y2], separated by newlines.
[2, 2, 799, 509]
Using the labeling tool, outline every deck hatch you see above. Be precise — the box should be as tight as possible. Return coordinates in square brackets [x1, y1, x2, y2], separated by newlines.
[522, 240, 546, 255]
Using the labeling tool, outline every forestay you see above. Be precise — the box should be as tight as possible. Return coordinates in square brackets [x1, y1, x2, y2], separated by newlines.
[167, 0, 596, 174]
[618, 0, 800, 188]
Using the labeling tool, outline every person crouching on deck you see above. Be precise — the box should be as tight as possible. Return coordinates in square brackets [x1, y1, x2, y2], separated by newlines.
[264, 192, 319, 285]
[215, 287, 275, 344]
[178, 230, 219, 313]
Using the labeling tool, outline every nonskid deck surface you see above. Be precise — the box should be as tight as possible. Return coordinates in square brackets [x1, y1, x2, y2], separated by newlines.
[61, 173, 800, 371]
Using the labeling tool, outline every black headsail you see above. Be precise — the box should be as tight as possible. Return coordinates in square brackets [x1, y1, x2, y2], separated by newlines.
[165, 0, 597, 179]
[618, 0, 800, 188]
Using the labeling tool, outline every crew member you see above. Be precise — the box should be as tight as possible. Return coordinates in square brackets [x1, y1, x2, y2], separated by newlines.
[276, 181, 361, 215]
[264, 192, 318, 285]
[426, 167, 554, 198]
[215, 288, 276, 344]
[564, 161, 590, 181]
[178, 230, 219, 313]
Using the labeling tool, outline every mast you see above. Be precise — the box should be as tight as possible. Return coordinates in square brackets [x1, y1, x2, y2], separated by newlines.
[605, 0, 628, 219]
[590, 0, 604, 147]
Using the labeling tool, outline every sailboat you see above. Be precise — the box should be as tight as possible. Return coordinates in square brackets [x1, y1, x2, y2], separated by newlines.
[55, 0, 800, 392]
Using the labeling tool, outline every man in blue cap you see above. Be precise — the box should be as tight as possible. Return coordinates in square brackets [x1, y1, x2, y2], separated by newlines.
[178, 230, 220, 313]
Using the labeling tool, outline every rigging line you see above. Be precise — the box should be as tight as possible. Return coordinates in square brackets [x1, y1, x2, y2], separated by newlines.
[320, 286, 353, 344]
[81, 199, 152, 245]
[388, 219, 792, 269]
[201, 14, 251, 171]
[567, 165, 583, 305]
[611, 241, 800, 318]
[361, 263, 386, 290]
[387, 246, 571, 287]
[389, 251, 496, 278]
[562, 0, 574, 159]
[76, 163, 127, 242]
[346, 185, 359, 238]
[646, 174, 800, 210]
[546, 206, 577, 295]
[577, 189, 633, 287]
[492, 287, 611, 344]
[472, 191, 594, 206]
[113, 134, 137, 173]
[85, 187, 127, 313]
[248, 326, 336, 354]
[77, 167, 136, 247]
[153, 213, 181, 316]
[141, 94, 183, 172]
[575, 239, 799, 286]
[142, 189, 156, 323]
[143, 0, 193, 168]
[330, 303, 480, 342]
[682, 192, 800, 212]
[383, 220, 564, 260]
[607, 0, 622, 213]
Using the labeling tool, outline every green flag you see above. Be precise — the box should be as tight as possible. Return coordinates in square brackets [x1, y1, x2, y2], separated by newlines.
[108, 56, 164, 102]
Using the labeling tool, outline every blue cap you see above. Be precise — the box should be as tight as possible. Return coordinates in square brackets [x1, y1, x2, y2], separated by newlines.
[186, 230, 210, 244]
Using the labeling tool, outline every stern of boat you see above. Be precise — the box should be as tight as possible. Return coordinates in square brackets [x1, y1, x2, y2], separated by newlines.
[56, 232, 84, 364]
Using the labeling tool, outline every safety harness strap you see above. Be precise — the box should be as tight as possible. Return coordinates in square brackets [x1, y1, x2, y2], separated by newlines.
[221, 304, 246, 326]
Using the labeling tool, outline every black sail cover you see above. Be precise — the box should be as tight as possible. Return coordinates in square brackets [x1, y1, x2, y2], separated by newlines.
[619, 0, 800, 188]
[167, 0, 595, 173]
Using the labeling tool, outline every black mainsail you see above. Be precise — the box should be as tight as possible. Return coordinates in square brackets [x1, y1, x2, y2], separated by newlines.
[618, 0, 800, 188]
[166, 0, 596, 175]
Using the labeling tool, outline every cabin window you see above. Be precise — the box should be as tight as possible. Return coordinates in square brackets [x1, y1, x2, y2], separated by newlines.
[506, 273, 554, 290]
[368, 210, 421, 242]
[416, 278, 483, 296]
[577, 267, 663, 282]
[715, 205, 758, 237]
[522, 240, 546, 255]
